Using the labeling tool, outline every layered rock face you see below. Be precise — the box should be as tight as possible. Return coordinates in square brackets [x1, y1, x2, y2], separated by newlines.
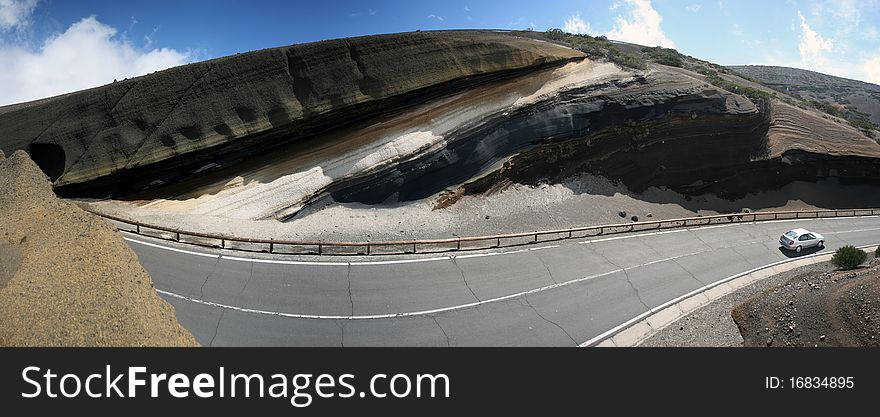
[0, 30, 582, 190]
[4, 30, 880, 224]
[330, 68, 768, 205]
[0, 151, 197, 346]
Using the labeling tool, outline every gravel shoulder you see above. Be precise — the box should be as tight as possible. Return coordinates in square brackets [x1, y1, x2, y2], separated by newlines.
[640, 261, 839, 347]
[641, 252, 879, 347]
[86, 174, 880, 242]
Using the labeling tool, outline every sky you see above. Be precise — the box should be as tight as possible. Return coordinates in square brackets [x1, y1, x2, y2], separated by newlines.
[0, 0, 878, 106]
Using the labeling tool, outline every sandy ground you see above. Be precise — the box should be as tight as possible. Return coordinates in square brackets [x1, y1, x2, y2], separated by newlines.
[88, 173, 880, 242]
[0, 150, 197, 346]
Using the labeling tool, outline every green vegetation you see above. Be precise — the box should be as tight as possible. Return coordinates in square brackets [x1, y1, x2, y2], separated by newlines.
[847, 118, 877, 139]
[545, 29, 647, 70]
[805, 99, 878, 138]
[831, 245, 867, 270]
[809, 99, 843, 117]
[640, 46, 684, 67]
[704, 72, 773, 102]
[610, 119, 651, 142]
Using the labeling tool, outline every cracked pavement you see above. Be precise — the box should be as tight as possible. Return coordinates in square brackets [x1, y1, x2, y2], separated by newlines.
[129, 215, 880, 346]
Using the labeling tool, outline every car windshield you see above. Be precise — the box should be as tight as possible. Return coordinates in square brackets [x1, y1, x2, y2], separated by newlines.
[784, 231, 798, 238]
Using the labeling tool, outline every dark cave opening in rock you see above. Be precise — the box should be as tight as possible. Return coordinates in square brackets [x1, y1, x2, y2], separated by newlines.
[28, 143, 65, 182]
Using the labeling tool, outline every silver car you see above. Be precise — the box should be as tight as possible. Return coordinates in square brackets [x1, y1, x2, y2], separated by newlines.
[779, 228, 825, 253]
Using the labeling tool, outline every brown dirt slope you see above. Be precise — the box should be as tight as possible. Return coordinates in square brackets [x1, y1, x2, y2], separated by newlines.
[0, 150, 197, 346]
[767, 101, 880, 158]
[732, 256, 880, 347]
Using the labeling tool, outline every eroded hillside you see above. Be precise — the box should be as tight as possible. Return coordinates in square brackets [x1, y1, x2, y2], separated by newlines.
[0, 150, 197, 346]
[2, 30, 880, 235]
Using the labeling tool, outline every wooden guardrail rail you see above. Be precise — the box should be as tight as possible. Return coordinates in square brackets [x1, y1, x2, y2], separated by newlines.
[88, 208, 879, 256]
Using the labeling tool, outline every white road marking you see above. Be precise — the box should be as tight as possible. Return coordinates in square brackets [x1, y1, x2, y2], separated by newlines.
[221, 255, 350, 266]
[826, 226, 880, 235]
[578, 228, 688, 244]
[578, 242, 880, 347]
[124, 233, 563, 266]
[155, 248, 712, 320]
[123, 236, 219, 259]
[126, 215, 880, 268]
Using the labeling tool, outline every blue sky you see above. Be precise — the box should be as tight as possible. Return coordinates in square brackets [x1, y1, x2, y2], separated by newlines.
[1, 0, 878, 105]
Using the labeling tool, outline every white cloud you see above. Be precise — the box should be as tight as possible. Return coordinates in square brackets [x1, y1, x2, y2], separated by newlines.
[865, 26, 879, 41]
[426, 14, 444, 21]
[564, 12, 592, 34]
[0, 0, 37, 31]
[0, 16, 191, 106]
[606, 0, 675, 47]
[797, 11, 833, 61]
[685, 4, 701, 13]
[347, 9, 376, 18]
[143, 26, 159, 48]
[863, 54, 880, 84]
[810, 0, 861, 27]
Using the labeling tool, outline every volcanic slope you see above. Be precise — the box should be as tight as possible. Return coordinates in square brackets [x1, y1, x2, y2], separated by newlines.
[4, 30, 880, 235]
[728, 65, 880, 126]
[0, 150, 197, 346]
[0, 30, 583, 190]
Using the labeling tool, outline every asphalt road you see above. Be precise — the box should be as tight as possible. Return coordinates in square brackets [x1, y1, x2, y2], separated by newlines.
[125, 216, 880, 346]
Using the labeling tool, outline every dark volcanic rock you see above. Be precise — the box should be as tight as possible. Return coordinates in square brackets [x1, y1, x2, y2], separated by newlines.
[732, 258, 880, 347]
[0, 30, 582, 190]
[328, 68, 769, 205]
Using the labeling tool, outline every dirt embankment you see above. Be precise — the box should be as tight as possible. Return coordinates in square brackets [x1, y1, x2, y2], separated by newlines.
[0, 150, 197, 346]
[732, 256, 880, 347]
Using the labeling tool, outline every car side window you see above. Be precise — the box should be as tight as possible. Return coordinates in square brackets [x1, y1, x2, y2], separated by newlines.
[799, 235, 809, 241]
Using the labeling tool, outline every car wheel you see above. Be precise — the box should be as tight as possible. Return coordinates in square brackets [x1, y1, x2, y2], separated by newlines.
[796, 245, 802, 253]
[818, 240, 824, 248]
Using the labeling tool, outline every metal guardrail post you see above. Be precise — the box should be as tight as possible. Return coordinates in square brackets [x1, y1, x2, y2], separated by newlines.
[90, 207, 880, 256]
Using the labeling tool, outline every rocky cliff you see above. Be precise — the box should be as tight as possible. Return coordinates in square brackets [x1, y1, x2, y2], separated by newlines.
[0, 30, 583, 191]
[4, 30, 880, 225]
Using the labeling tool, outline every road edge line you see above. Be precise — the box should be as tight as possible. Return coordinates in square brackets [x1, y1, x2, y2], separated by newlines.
[586, 244, 879, 347]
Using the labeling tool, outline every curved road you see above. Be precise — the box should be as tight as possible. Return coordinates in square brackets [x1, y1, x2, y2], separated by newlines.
[124, 215, 880, 346]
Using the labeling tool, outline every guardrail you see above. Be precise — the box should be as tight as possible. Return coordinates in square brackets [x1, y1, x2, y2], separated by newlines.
[89, 208, 879, 256]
